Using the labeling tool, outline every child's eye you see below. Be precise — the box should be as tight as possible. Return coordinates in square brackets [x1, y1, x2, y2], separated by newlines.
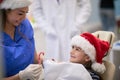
[76, 47, 83, 51]
[76, 48, 80, 51]
[76, 48, 79, 51]
[72, 46, 74, 49]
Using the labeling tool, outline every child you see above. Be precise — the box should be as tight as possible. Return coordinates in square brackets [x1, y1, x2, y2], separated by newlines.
[39, 32, 110, 80]
[70, 32, 110, 80]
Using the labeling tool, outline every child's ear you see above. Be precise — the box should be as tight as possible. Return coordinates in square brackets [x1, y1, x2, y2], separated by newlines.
[85, 56, 91, 62]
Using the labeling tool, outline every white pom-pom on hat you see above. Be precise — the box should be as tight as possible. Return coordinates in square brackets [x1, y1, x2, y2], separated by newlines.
[92, 62, 106, 74]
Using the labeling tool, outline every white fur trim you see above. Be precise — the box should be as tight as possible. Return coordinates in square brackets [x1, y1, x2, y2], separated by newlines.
[0, 0, 32, 9]
[92, 62, 106, 74]
[71, 35, 96, 62]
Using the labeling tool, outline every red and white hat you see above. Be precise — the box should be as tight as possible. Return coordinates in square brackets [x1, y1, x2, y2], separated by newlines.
[0, 0, 32, 9]
[71, 32, 110, 74]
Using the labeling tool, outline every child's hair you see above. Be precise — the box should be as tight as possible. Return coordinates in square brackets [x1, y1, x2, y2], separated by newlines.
[71, 32, 110, 74]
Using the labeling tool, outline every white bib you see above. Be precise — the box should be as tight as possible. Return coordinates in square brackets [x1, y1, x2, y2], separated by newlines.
[43, 60, 93, 80]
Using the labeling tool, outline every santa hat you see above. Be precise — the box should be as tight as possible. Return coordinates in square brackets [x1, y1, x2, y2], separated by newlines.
[71, 32, 110, 74]
[0, 0, 32, 9]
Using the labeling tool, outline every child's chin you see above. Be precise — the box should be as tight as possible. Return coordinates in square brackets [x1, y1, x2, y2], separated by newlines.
[70, 59, 76, 63]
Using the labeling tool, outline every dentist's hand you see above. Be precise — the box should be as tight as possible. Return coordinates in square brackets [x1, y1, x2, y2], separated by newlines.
[19, 64, 42, 80]
[46, 27, 57, 39]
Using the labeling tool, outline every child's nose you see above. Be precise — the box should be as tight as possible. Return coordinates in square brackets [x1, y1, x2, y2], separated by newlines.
[70, 49, 75, 54]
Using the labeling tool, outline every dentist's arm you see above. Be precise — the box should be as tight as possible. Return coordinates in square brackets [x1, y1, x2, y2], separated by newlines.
[75, 0, 91, 28]
[3, 74, 20, 80]
[31, 0, 56, 35]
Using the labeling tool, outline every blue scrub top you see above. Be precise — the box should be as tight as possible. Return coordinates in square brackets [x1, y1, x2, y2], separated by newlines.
[2, 19, 35, 77]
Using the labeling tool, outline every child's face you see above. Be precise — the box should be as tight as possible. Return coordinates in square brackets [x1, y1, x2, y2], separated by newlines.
[70, 45, 90, 64]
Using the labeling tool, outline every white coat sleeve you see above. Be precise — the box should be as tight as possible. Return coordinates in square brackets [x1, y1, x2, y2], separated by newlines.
[75, 0, 91, 28]
[31, 0, 56, 35]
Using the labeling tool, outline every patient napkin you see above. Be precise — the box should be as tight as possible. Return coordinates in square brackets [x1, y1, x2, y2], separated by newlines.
[43, 60, 92, 80]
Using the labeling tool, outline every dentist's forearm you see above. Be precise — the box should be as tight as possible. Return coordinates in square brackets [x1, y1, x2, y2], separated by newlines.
[3, 74, 20, 80]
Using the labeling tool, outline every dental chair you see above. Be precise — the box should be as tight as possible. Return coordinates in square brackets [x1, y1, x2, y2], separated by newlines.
[92, 31, 115, 80]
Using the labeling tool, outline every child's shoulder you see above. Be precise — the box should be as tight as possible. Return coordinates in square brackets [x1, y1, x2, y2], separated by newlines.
[88, 69, 101, 80]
